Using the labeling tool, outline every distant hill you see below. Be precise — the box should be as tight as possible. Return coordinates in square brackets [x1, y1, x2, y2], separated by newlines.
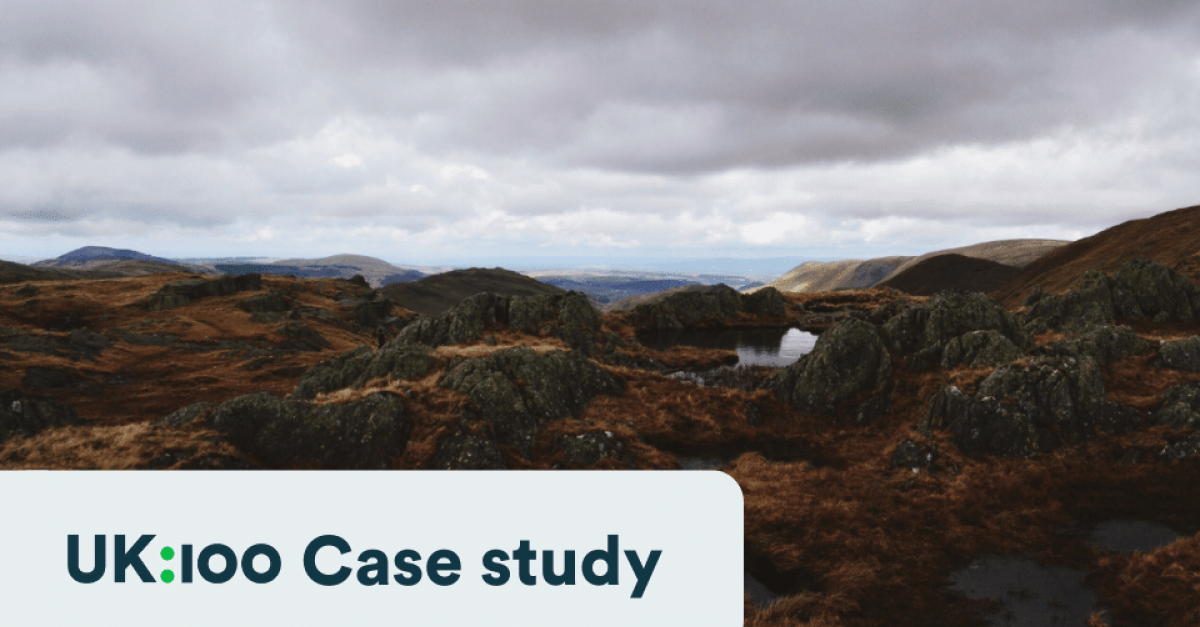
[764, 257, 911, 293]
[878, 254, 1023, 296]
[32, 246, 209, 277]
[380, 268, 564, 316]
[52, 246, 176, 264]
[764, 239, 1066, 294]
[0, 260, 122, 284]
[221, 254, 424, 288]
[995, 204, 1200, 307]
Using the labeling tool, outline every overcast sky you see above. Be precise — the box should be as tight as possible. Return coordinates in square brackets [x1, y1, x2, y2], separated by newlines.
[2, 0, 1199, 268]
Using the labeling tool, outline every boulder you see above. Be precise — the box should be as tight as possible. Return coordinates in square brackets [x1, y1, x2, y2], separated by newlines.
[291, 345, 434, 400]
[743, 287, 788, 316]
[922, 356, 1141, 458]
[1040, 325, 1152, 365]
[765, 318, 894, 423]
[1154, 382, 1200, 430]
[1153, 337, 1200, 373]
[553, 430, 637, 468]
[275, 322, 330, 352]
[627, 285, 745, 330]
[395, 291, 601, 353]
[430, 429, 507, 469]
[440, 347, 624, 456]
[882, 291, 1029, 369]
[352, 297, 393, 328]
[941, 330, 1025, 368]
[891, 439, 936, 471]
[209, 391, 410, 469]
[0, 389, 85, 442]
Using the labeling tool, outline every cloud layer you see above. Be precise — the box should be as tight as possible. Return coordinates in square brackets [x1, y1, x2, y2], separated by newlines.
[2, 0, 1199, 264]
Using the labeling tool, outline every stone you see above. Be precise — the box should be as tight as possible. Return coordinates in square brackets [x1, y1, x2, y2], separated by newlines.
[237, 290, 292, 313]
[1041, 325, 1152, 365]
[765, 318, 893, 423]
[440, 347, 623, 456]
[1154, 337, 1200, 373]
[553, 430, 636, 468]
[882, 291, 1029, 368]
[209, 391, 411, 469]
[0, 389, 85, 443]
[941, 330, 1025, 368]
[156, 402, 215, 428]
[1154, 382, 1200, 430]
[141, 274, 262, 311]
[922, 356, 1141, 458]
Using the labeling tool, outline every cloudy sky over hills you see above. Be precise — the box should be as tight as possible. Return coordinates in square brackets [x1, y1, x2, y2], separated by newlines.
[2, 0, 1200, 266]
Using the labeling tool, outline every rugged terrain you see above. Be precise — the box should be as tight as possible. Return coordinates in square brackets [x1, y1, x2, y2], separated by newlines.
[380, 267, 567, 316]
[4, 208, 1200, 626]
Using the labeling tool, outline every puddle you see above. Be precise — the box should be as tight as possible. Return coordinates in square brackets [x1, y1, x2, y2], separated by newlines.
[637, 327, 817, 367]
[950, 556, 1098, 627]
[1089, 520, 1180, 553]
[677, 455, 734, 470]
[744, 571, 780, 609]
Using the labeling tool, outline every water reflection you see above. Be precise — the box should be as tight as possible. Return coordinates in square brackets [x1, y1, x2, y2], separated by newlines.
[637, 327, 818, 367]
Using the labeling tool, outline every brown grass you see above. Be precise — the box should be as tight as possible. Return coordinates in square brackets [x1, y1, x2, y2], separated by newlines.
[0, 423, 255, 469]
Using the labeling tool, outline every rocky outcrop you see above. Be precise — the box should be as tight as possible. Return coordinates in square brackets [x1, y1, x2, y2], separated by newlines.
[1153, 337, 1200, 373]
[922, 356, 1141, 458]
[291, 344, 435, 400]
[882, 291, 1030, 369]
[352, 295, 393, 328]
[765, 318, 893, 423]
[430, 422, 507, 470]
[237, 290, 292, 313]
[1023, 258, 1200, 334]
[141, 274, 262, 311]
[625, 284, 771, 331]
[275, 322, 329, 352]
[396, 291, 602, 354]
[0, 389, 85, 442]
[553, 430, 637, 468]
[1154, 382, 1200, 430]
[440, 347, 623, 456]
[208, 391, 410, 468]
[1040, 325, 1152, 364]
[941, 330, 1025, 368]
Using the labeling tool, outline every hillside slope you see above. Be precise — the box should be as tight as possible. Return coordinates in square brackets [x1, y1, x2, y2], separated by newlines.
[878, 254, 1022, 296]
[995, 204, 1200, 307]
[765, 257, 911, 293]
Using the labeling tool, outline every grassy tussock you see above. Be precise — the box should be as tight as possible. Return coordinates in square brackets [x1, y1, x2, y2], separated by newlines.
[0, 423, 254, 469]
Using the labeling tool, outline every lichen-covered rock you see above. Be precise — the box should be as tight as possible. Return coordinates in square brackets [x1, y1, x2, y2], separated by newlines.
[882, 291, 1029, 368]
[0, 389, 85, 442]
[1023, 258, 1200, 333]
[440, 347, 624, 455]
[275, 322, 330, 351]
[352, 297, 393, 328]
[21, 366, 97, 390]
[395, 291, 601, 353]
[1154, 382, 1200, 430]
[891, 439, 936, 470]
[141, 274, 262, 311]
[430, 429, 507, 469]
[237, 290, 292, 313]
[743, 287, 787, 316]
[209, 391, 410, 469]
[1040, 325, 1152, 364]
[156, 402, 215, 428]
[1154, 337, 1200, 373]
[941, 330, 1025, 368]
[765, 318, 893, 423]
[291, 346, 375, 399]
[922, 356, 1141, 458]
[291, 344, 434, 400]
[627, 285, 747, 331]
[553, 430, 636, 468]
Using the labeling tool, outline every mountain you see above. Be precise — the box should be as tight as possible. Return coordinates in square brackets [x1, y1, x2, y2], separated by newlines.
[764, 256, 911, 293]
[218, 254, 425, 288]
[877, 253, 1023, 296]
[995, 203, 1200, 307]
[379, 267, 564, 316]
[52, 246, 176, 264]
[764, 239, 1066, 293]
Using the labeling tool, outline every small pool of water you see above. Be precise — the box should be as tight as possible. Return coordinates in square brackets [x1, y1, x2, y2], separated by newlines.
[950, 556, 1098, 627]
[637, 327, 818, 367]
[1089, 520, 1180, 553]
